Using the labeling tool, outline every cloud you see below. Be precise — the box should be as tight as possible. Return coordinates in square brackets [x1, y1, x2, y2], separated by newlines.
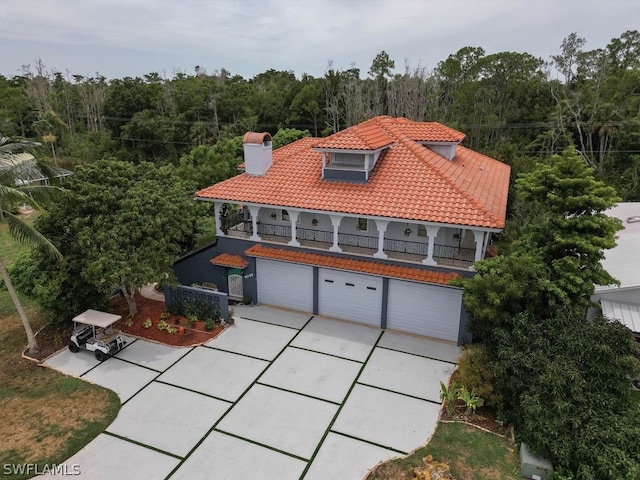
[1, 0, 639, 79]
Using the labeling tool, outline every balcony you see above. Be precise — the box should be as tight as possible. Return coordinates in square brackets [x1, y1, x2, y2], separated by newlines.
[223, 216, 475, 268]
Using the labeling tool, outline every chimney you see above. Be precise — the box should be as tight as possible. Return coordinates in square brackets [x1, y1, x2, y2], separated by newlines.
[243, 132, 273, 176]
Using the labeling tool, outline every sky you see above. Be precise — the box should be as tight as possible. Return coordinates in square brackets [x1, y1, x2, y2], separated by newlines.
[1, 0, 639, 80]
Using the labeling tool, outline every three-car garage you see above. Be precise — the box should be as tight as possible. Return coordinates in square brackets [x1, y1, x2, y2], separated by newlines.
[255, 258, 464, 344]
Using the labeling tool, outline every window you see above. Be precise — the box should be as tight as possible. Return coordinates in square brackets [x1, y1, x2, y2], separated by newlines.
[281, 210, 290, 221]
[356, 218, 368, 231]
[418, 225, 427, 237]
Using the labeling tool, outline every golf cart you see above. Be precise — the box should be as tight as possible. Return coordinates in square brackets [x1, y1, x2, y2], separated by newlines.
[68, 309, 127, 361]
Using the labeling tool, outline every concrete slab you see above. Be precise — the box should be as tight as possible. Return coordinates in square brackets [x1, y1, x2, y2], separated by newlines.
[260, 347, 361, 403]
[359, 348, 456, 402]
[205, 317, 297, 360]
[332, 384, 441, 453]
[234, 304, 311, 329]
[217, 384, 338, 459]
[114, 339, 191, 371]
[378, 331, 460, 364]
[106, 382, 231, 457]
[304, 432, 398, 480]
[36, 433, 179, 479]
[81, 357, 158, 402]
[171, 431, 307, 480]
[157, 347, 268, 401]
[43, 348, 102, 377]
[291, 317, 380, 362]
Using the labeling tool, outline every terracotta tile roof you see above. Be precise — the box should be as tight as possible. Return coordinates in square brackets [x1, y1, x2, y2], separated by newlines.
[210, 253, 249, 269]
[389, 117, 466, 142]
[314, 118, 393, 150]
[243, 132, 272, 144]
[197, 116, 510, 229]
[245, 244, 460, 286]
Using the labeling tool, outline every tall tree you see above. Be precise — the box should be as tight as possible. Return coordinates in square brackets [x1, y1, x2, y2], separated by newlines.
[42, 159, 201, 316]
[0, 136, 64, 354]
[515, 147, 622, 310]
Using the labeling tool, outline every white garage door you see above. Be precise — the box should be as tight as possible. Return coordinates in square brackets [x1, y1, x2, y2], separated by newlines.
[257, 259, 313, 312]
[319, 269, 383, 326]
[387, 279, 462, 342]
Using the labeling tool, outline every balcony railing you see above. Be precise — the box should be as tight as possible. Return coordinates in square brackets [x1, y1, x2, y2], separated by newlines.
[226, 221, 475, 265]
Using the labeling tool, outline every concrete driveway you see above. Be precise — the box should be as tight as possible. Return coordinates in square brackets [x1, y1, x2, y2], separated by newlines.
[41, 305, 459, 480]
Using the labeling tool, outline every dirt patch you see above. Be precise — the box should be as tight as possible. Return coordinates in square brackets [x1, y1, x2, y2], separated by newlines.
[439, 406, 507, 436]
[110, 292, 225, 347]
[1, 388, 114, 464]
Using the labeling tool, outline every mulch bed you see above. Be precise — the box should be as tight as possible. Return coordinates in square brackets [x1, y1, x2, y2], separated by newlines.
[110, 292, 225, 347]
[438, 370, 508, 436]
[27, 293, 225, 362]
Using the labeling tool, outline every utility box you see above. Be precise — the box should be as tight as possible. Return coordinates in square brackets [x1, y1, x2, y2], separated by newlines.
[520, 443, 553, 480]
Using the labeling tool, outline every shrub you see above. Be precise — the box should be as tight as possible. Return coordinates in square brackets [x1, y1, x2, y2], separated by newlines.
[204, 317, 215, 332]
[157, 319, 169, 331]
[497, 312, 640, 480]
[456, 344, 502, 408]
[142, 318, 152, 329]
[457, 385, 484, 416]
[439, 380, 459, 416]
[8, 250, 108, 325]
[167, 297, 182, 316]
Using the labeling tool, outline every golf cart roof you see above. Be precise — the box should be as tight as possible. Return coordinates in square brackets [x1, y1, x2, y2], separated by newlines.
[72, 309, 122, 328]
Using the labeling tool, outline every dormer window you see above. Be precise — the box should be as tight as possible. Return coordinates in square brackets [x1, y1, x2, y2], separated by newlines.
[329, 153, 365, 168]
[317, 148, 387, 182]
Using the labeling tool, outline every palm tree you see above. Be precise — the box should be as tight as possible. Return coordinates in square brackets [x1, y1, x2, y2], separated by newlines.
[0, 135, 64, 355]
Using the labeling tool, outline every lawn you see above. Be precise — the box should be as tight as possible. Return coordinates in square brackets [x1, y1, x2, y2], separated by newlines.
[368, 421, 520, 480]
[0, 219, 120, 479]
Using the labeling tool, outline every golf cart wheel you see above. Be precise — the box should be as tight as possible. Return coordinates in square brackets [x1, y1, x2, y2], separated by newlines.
[68, 342, 79, 353]
[95, 351, 107, 362]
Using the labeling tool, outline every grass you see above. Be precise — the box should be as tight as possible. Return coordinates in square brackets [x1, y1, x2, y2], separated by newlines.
[368, 422, 520, 480]
[0, 218, 121, 478]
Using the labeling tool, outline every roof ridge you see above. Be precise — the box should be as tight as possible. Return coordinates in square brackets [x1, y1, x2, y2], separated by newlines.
[382, 121, 501, 226]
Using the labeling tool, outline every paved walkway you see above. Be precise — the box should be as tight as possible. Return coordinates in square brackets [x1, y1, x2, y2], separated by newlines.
[40, 305, 459, 480]
[139, 283, 165, 302]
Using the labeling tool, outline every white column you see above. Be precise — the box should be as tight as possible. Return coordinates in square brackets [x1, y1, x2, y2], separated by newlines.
[471, 229, 485, 270]
[248, 205, 261, 241]
[213, 202, 224, 237]
[288, 210, 300, 247]
[329, 215, 343, 253]
[373, 219, 389, 259]
[422, 225, 440, 266]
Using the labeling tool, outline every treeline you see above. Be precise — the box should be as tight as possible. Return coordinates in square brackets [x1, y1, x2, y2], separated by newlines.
[1, 30, 639, 199]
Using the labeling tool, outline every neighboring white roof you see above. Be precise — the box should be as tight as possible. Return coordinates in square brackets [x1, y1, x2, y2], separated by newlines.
[595, 202, 640, 292]
[0, 152, 72, 186]
[72, 309, 122, 328]
[601, 299, 640, 334]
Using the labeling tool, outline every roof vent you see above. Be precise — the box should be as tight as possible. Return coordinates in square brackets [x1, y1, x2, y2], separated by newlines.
[627, 216, 640, 224]
[243, 132, 273, 176]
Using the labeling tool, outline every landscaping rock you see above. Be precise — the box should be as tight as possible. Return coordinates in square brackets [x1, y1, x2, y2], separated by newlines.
[412, 455, 455, 480]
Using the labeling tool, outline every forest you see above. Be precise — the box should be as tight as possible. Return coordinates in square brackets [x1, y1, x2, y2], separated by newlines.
[1, 30, 639, 200]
